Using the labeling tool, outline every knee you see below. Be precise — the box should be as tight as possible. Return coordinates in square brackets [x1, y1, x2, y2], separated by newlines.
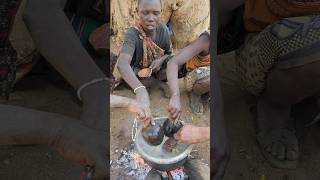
[192, 78, 210, 95]
[156, 70, 167, 81]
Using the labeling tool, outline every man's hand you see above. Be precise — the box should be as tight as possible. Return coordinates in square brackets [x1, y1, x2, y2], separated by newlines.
[127, 99, 145, 118]
[149, 57, 165, 73]
[135, 88, 154, 127]
[174, 124, 210, 144]
[50, 122, 108, 179]
[168, 94, 181, 121]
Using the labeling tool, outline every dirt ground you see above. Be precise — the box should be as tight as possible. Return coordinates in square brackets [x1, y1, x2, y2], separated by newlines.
[110, 79, 210, 179]
[219, 52, 320, 180]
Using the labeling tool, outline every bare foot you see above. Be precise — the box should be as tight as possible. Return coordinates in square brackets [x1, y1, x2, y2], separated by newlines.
[256, 99, 299, 168]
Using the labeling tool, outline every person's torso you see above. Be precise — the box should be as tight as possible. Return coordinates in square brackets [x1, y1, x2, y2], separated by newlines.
[130, 24, 170, 67]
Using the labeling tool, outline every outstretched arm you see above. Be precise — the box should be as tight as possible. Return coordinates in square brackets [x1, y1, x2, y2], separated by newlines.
[24, 0, 105, 87]
[174, 124, 210, 144]
[117, 53, 153, 127]
[167, 36, 209, 95]
[24, 0, 107, 130]
[110, 94, 148, 119]
[0, 104, 107, 178]
[166, 36, 209, 120]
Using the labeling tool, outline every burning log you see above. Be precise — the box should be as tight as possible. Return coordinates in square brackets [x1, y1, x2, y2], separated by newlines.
[113, 144, 189, 180]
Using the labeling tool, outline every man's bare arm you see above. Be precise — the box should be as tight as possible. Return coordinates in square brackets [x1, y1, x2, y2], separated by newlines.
[167, 36, 209, 96]
[0, 104, 107, 178]
[24, 0, 106, 89]
[110, 94, 130, 108]
[117, 53, 145, 91]
[117, 53, 153, 125]
[24, 0, 107, 130]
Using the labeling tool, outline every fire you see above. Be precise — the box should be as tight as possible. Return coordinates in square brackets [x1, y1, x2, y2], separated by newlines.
[113, 144, 152, 180]
[170, 167, 187, 179]
[113, 144, 187, 180]
[131, 152, 145, 165]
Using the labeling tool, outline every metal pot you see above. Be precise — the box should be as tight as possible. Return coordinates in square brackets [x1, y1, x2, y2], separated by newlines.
[134, 117, 193, 171]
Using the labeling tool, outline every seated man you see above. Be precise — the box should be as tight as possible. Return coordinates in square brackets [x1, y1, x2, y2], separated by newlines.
[117, 0, 173, 125]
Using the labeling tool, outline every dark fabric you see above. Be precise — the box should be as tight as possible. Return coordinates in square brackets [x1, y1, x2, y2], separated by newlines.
[65, 0, 105, 21]
[66, 13, 103, 51]
[0, 0, 21, 43]
[132, 24, 166, 68]
[0, 0, 21, 99]
[65, 0, 106, 75]
[120, 23, 172, 71]
[217, 5, 246, 55]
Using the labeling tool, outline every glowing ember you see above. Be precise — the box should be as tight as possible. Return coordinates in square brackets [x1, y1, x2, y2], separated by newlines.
[170, 167, 187, 179]
[113, 144, 151, 180]
[112, 144, 188, 180]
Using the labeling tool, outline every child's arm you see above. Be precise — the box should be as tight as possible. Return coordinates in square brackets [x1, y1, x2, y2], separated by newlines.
[167, 35, 209, 96]
[166, 36, 209, 120]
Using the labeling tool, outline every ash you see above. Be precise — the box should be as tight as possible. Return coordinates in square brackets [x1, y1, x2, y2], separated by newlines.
[169, 167, 188, 180]
[113, 144, 151, 180]
[113, 144, 188, 180]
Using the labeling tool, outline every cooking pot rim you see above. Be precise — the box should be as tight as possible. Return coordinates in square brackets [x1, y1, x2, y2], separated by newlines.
[135, 117, 193, 165]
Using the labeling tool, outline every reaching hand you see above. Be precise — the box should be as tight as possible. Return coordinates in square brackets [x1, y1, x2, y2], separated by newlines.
[174, 124, 209, 144]
[168, 94, 181, 122]
[149, 58, 165, 73]
[128, 99, 146, 118]
[135, 88, 154, 127]
[50, 122, 108, 179]
[128, 99, 155, 126]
